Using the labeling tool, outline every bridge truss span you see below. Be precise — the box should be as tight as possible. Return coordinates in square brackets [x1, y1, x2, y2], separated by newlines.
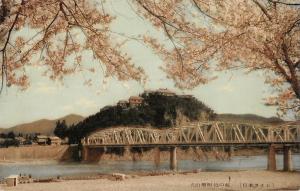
[82, 121, 300, 146]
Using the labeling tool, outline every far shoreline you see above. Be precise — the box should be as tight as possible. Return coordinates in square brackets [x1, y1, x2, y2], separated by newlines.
[0, 145, 276, 163]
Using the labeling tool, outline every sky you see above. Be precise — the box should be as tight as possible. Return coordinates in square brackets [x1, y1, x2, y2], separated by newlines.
[0, 1, 280, 128]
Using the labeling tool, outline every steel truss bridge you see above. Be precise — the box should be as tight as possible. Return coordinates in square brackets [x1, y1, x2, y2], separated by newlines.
[82, 121, 300, 147]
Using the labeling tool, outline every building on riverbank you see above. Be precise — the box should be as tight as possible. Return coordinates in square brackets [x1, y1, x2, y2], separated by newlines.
[36, 135, 48, 145]
[15, 137, 26, 145]
[48, 136, 62, 145]
[6, 175, 18, 187]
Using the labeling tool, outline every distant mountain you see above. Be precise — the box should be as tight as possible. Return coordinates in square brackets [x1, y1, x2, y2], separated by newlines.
[0, 114, 84, 136]
[216, 113, 284, 124]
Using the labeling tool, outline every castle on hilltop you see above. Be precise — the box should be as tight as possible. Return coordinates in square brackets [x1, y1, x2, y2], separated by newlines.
[117, 88, 193, 108]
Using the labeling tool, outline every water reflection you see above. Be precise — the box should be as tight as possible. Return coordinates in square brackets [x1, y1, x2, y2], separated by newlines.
[0, 154, 299, 179]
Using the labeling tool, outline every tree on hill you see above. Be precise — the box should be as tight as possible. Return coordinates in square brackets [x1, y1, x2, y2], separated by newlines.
[54, 120, 68, 138]
[7, 131, 15, 139]
[0, 131, 19, 147]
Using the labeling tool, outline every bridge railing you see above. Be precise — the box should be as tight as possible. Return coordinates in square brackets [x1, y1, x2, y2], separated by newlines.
[82, 121, 300, 146]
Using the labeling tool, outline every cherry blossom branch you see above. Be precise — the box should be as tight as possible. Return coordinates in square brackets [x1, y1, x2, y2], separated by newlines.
[0, 0, 10, 24]
[191, 0, 217, 21]
[252, 0, 272, 21]
[268, 0, 300, 6]
[0, 0, 24, 93]
[281, 42, 300, 98]
[295, 60, 300, 68]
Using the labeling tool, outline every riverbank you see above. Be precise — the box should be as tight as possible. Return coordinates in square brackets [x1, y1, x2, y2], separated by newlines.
[1, 170, 300, 191]
[0, 145, 73, 162]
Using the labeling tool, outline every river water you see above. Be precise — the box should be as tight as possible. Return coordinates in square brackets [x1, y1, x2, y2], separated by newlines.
[0, 154, 299, 179]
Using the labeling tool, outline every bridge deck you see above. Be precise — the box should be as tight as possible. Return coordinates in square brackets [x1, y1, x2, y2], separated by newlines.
[85, 141, 300, 148]
[82, 121, 300, 147]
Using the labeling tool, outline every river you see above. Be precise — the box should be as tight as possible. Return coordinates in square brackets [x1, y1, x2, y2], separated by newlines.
[0, 154, 299, 179]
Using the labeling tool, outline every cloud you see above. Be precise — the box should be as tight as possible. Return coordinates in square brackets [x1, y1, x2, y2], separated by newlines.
[61, 105, 74, 112]
[121, 82, 130, 90]
[60, 97, 97, 114]
[101, 79, 110, 91]
[219, 84, 234, 93]
[76, 97, 97, 109]
[35, 82, 57, 94]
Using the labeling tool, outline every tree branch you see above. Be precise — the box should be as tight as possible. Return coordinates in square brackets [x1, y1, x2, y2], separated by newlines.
[268, 0, 300, 6]
[0, 0, 24, 93]
[295, 60, 300, 69]
[282, 42, 300, 98]
[252, 0, 272, 21]
[192, 0, 217, 21]
[0, 0, 11, 24]
[136, 0, 182, 32]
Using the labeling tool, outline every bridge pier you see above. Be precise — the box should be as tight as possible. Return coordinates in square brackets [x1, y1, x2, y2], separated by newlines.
[283, 146, 292, 171]
[267, 144, 276, 171]
[154, 147, 160, 167]
[170, 147, 177, 170]
[82, 146, 89, 161]
[124, 146, 130, 156]
[226, 146, 234, 159]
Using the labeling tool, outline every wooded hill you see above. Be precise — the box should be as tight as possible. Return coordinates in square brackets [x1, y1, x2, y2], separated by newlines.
[66, 91, 215, 143]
